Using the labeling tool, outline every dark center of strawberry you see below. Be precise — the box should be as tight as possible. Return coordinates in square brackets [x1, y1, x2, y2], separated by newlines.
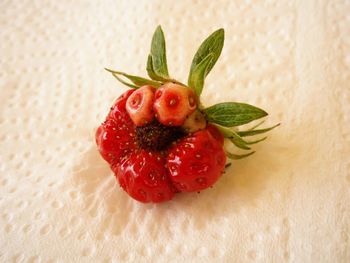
[135, 120, 185, 151]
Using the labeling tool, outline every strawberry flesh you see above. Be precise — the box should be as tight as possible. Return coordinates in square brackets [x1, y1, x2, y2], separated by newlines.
[154, 83, 197, 126]
[95, 118, 136, 164]
[126, 85, 155, 126]
[112, 150, 175, 203]
[167, 127, 226, 192]
[96, 90, 136, 164]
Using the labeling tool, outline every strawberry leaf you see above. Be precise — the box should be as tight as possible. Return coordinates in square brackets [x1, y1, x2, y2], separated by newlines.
[229, 131, 251, 150]
[188, 53, 214, 96]
[147, 55, 187, 87]
[204, 102, 268, 127]
[149, 25, 169, 79]
[226, 151, 255, 160]
[108, 73, 138, 89]
[188, 28, 224, 84]
[245, 136, 267, 144]
[248, 120, 265, 131]
[147, 55, 164, 81]
[238, 123, 280, 137]
[105, 68, 162, 88]
[213, 124, 251, 150]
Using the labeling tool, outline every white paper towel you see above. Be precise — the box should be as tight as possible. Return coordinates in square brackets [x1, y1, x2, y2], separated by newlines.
[0, 0, 349, 262]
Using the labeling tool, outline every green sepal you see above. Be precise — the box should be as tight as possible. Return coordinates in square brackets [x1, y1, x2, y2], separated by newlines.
[246, 136, 267, 145]
[248, 120, 265, 131]
[214, 124, 251, 150]
[204, 102, 268, 127]
[105, 68, 162, 88]
[146, 55, 168, 82]
[108, 73, 138, 89]
[226, 151, 255, 160]
[188, 28, 224, 83]
[188, 53, 214, 96]
[147, 54, 186, 86]
[149, 25, 169, 79]
[238, 123, 280, 137]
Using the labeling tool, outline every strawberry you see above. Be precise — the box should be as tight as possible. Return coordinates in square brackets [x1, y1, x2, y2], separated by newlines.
[207, 124, 225, 147]
[126, 85, 156, 126]
[96, 89, 181, 202]
[153, 83, 196, 126]
[96, 26, 278, 203]
[95, 119, 133, 164]
[167, 126, 226, 192]
[108, 89, 135, 121]
[112, 150, 175, 203]
[96, 90, 136, 164]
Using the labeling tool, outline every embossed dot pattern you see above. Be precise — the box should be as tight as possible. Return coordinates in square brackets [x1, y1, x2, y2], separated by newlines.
[0, 0, 349, 262]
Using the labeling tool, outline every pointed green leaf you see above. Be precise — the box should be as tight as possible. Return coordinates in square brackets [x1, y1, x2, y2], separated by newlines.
[188, 28, 224, 84]
[229, 131, 251, 150]
[188, 53, 213, 96]
[246, 136, 267, 145]
[213, 124, 251, 150]
[248, 120, 265, 131]
[146, 55, 163, 81]
[105, 68, 162, 88]
[238, 123, 280, 137]
[147, 55, 187, 86]
[226, 151, 255, 160]
[109, 73, 138, 89]
[204, 102, 268, 127]
[149, 25, 169, 79]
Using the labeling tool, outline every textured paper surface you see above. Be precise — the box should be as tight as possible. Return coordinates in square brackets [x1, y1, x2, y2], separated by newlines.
[1, 0, 350, 262]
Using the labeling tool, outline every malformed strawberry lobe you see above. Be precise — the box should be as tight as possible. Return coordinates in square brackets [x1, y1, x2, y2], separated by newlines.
[112, 150, 175, 203]
[130, 93, 142, 108]
[166, 94, 180, 107]
[167, 127, 226, 192]
[153, 83, 197, 126]
[126, 85, 155, 126]
[135, 120, 185, 151]
[96, 90, 136, 164]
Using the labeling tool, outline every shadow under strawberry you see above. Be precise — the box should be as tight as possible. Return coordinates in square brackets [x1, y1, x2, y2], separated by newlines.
[72, 146, 134, 237]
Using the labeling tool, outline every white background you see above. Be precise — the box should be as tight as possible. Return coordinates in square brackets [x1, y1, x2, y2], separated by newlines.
[0, 0, 349, 262]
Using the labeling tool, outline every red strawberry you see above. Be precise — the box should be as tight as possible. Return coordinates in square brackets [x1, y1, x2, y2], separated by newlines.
[112, 150, 175, 203]
[96, 90, 136, 164]
[167, 126, 226, 192]
[96, 26, 278, 203]
[126, 85, 155, 126]
[207, 124, 225, 147]
[153, 83, 196, 126]
[108, 89, 135, 121]
[95, 119, 135, 164]
[96, 90, 181, 203]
